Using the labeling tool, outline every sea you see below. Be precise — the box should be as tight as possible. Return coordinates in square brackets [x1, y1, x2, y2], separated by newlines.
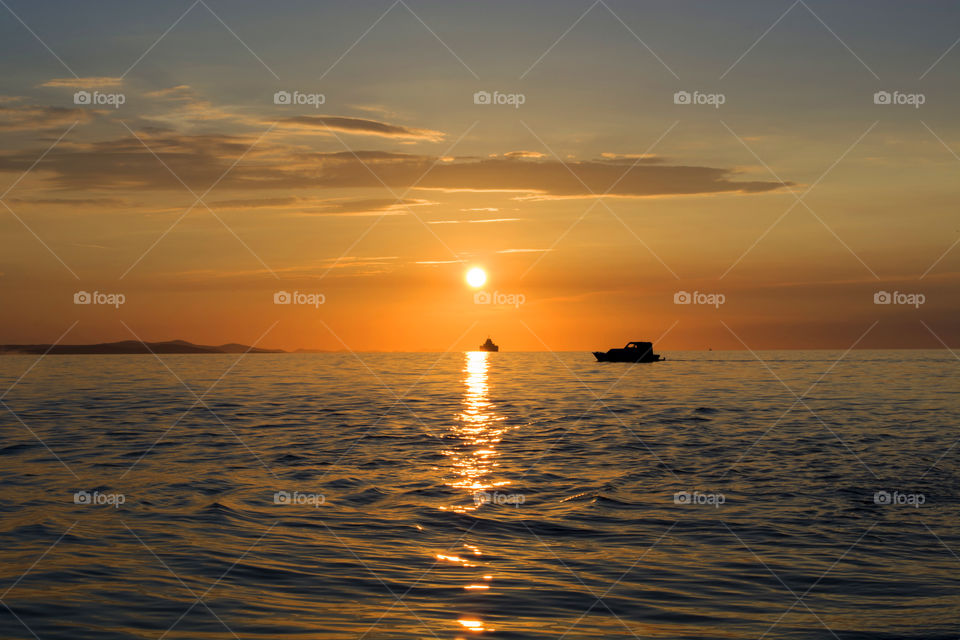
[0, 350, 956, 639]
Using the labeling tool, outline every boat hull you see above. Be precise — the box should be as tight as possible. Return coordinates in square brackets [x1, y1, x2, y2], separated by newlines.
[593, 350, 661, 363]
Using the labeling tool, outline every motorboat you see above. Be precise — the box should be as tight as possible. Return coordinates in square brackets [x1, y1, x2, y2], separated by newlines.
[593, 341, 662, 363]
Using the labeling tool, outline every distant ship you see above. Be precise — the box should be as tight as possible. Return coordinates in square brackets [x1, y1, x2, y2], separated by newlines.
[593, 341, 662, 363]
[478, 337, 499, 352]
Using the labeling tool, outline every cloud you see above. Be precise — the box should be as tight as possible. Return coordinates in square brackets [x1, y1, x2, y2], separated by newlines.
[503, 150, 545, 159]
[0, 131, 790, 197]
[0, 103, 92, 131]
[275, 115, 445, 141]
[205, 195, 434, 216]
[8, 196, 129, 208]
[429, 218, 519, 224]
[39, 77, 123, 89]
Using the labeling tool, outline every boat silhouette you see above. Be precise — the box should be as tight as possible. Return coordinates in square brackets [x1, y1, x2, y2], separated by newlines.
[479, 337, 499, 352]
[593, 341, 662, 363]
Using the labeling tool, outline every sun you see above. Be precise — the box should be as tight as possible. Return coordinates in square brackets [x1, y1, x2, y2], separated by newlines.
[466, 267, 487, 288]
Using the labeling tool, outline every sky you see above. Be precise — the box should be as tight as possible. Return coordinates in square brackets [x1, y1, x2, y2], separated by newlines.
[1, 0, 959, 352]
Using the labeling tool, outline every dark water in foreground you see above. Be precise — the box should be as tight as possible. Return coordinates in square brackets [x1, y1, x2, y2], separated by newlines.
[0, 350, 957, 639]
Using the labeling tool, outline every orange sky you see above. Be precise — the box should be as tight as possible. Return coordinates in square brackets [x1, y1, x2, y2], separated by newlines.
[1, 1, 959, 351]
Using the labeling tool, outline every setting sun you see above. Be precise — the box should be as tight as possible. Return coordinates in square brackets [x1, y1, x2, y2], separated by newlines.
[466, 267, 487, 288]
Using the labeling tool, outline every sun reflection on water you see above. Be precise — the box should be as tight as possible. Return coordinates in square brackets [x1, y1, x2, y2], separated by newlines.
[444, 351, 509, 510]
[437, 351, 511, 635]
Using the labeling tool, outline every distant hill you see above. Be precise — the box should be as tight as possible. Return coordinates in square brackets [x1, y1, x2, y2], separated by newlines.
[0, 340, 285, 355]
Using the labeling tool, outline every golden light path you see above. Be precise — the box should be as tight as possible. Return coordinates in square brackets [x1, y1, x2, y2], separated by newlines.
[442, 350, 508, 635]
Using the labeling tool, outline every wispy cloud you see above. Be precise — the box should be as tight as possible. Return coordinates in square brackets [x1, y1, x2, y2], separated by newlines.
[39, 77, 123, 89]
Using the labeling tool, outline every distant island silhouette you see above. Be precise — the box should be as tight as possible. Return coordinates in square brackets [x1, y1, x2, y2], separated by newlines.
[0, 340, 286, 355]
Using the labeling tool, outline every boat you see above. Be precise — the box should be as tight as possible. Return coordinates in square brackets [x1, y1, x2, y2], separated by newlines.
[478, 337, 499, 352]
[593, 341, 662, 363]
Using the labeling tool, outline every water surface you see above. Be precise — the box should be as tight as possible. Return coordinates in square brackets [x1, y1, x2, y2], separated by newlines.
[0, 350, 957, 639]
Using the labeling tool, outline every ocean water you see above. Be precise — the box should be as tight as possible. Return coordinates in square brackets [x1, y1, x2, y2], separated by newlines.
[0, 350, 957, 639]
